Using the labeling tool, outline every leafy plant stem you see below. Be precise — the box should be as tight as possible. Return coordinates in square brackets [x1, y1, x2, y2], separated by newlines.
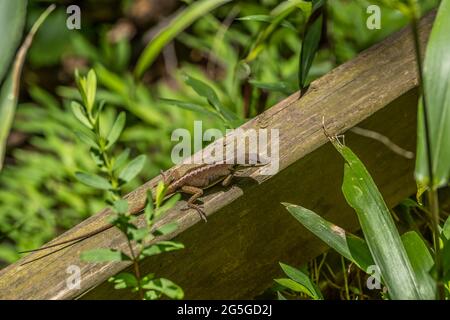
[341, 256, 350, 300]
[411, 16, 443, 299]
[125, 237, 144, 300]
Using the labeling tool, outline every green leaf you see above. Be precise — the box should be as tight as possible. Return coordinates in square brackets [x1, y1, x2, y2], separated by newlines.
[80, 248, 130, 262]
[154, 222, 178, 236]
[157, 193, 181, 216]
[113, 148, 130, 171]
[129, 227, 149, 242]
[442, 238, 450, 281]
[155, 180, 168, 208]
[283, 203, 374, 272]
[141, 277, 184, 300]
[71, 101, 92, 129]
[184, 74, 238, 124]
[145, 190, 155, 226]
[298, 7, 324, 89]
[245, 0, 311, 63]
[86, 69, 97, 112]
[401, 231, 436, 299]
[279, 262, 323, 299]
[108, 272, 138, 290]
[415, 0, 450, 188]
[140, 241, 184, 258]
[237, 15, 297, 31]
[442, 215, 450, 241]
[249, 80, 292, 95]
[106, 112, 126, 148]
[333, 140, 423, 299]
[75, 171, 112, 190]
[74, 130, 99, 149]
[0, 4, 54, 171]
[0, 0, 27, 83]
[274, 278, 321, 300]
[134, 0, 231, 78]
[118, 154, 147, 184]
[113, 199, 128, 214]
[160, 98, 220, 118]
[277, 292, 287, 300]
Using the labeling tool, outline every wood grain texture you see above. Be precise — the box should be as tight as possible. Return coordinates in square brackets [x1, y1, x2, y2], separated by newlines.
[0, 12, 434, 300]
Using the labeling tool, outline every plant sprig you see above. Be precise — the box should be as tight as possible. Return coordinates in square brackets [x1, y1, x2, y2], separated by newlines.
[71, 69, 184, 300]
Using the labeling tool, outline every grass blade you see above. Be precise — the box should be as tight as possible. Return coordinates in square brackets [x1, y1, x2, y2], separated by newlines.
[415, 0, 450, 188]
[298, 1, 324, 90]
[401, 231, 436, 299]
[333, 139, 424, 299]
[0, 0, 27, 84]
[283, 203, 374, 272]
[0, 4, 55, 171]
[134, 0, 231, 78]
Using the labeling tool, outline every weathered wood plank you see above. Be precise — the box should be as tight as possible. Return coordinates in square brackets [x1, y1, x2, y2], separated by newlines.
[0, 12, 434, 300]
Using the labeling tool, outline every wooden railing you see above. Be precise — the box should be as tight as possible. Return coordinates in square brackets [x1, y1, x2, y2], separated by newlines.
[0, 11, 435, 300]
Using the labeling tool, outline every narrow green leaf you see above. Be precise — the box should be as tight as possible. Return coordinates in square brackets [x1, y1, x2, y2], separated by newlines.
[75, 171, 112, 190]
[333, 140, 422, 299]
[401, 231, 436, 299]
[141, 278, 184, 300]
[71, 101, 92, 129]
[108, 272, 138, 290]
[279, 262, 323, 299]
[160, 98, 220, 118]
[154, 222, 178, 236]
[277, 292, 287, 300]
[157, 193, 181, 216]
[86, 69, 97, 112]
[155, 180, 168, 208]
[113, 199, 128, 214]
[134, 0, 231, 78]
[140, 241, 184, 258]
[113, 148, 130, 171]
[80, 248, 130, 262]
[0, 0, 27, 83]
[118, 154, 147, 184]
[0, 4, 55, 171]
[128, 227, 149, 242]
[106, 112, 126, 148]
[283, 203, 374, 272]
[74, 130, 99, 149]
[415, 0, 450, 188]
[442, 215, 450, 241]
[245, 0, 311, 63]
[274, 278, 321, 300]
[237, 14, 297, 31]
[184, 74, 238, 123]
[249, 80, 292, 95]
[298, 8, 323, 89]
[145, 190, 155, 226]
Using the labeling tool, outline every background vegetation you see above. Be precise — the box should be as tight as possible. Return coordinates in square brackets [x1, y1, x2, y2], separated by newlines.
[0, 0, 446, 300]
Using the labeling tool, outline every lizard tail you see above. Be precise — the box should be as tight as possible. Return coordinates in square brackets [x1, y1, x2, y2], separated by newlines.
[18, 224, 114, 255]
[19, 236, 89, 266]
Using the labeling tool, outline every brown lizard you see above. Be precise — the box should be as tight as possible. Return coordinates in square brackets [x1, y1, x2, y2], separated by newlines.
[19, 161, 263, 264]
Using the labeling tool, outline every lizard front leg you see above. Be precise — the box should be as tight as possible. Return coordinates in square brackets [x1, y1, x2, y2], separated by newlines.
[180, 185, 207, 222]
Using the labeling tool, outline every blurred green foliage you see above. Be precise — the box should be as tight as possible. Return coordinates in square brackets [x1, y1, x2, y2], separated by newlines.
[0, 0, 439, 265]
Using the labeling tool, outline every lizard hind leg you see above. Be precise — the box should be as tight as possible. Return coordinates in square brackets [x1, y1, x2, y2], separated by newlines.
[180, 185, 207, 222]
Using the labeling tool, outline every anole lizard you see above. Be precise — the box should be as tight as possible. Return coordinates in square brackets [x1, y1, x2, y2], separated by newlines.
[19, 161, 263, 264]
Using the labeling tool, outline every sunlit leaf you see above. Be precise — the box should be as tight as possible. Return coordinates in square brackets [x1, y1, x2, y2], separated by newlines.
[118, 154, 147, 184]
[415, 0, 450, 188]
[75, 171, 112, 190]
[106, 112, 126, 148]
[333, 139, 424, 299]
[80, 248, 131, 262]
[135, 0, 231, 78]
